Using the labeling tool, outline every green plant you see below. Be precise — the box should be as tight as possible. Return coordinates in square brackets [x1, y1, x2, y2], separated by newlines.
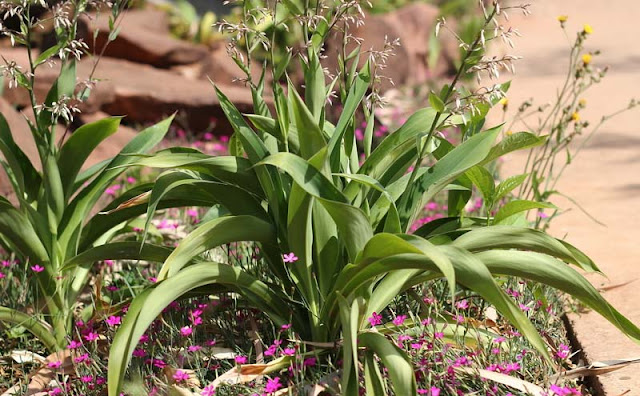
[0, 0, 181, 351]
[106, 1, 640, 394]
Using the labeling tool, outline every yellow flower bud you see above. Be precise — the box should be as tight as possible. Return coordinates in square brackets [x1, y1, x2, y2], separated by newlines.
[499, 98, 508, 107]
[557, 15, 568, 23]
[582, 53, 592, 65]
[579, 98, 587, 107]
[571, 112, 580, 122]
[583, 24, 593, 34]
[506, 130, 513, 136]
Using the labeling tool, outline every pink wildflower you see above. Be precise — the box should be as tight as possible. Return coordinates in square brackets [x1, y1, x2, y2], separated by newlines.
[81, 375, 93, 383]
[188, 345, 202, 353]
[180, 326, 193, 337]
[283, 347, 296, 356]
[47, 360, 62, 369]
[0, 272, 5, 279]
[392, 315, 407, 326]
[303, 357, 316, 367]
[282, 252, 298, 263]
[235, 355, 248, 364]
[455, 299, 469, 309]
[173, 370, 190, 382]
[126, 177, 137, 184]
[368, 312, 383, 326]
[67, 340, 82, 349]
[264, 377, 282, 394]
[201, 384, 216, 396]
[31, 264, 44, 273]
[556, 344, 571, 359]
[84, 332, 99, 342]
[105, 315, 121, 327]
[74, 353, 90, 363]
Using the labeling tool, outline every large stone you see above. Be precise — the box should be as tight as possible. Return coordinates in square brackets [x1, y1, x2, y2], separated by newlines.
[79, 9, 209, 68]
[323, 3, 456, 91]
[91, 57, 260, 132]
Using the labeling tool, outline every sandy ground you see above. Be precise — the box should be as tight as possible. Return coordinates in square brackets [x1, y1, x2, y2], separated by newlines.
[493, 1, 640, 394]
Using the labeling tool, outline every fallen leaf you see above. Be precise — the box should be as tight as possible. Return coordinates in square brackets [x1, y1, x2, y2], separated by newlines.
[550, 357, 640, 381]
[456, 367, 545, 395]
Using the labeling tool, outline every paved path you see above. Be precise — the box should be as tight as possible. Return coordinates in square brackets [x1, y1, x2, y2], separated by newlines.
[495, 1, 640, 394]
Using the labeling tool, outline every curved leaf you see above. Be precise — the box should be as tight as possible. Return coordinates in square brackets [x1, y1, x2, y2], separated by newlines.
[0, 306, 57, 352]
[108, 262, 293, 396]
[358, 332, 417, 395]
[157, 215, 278, 280]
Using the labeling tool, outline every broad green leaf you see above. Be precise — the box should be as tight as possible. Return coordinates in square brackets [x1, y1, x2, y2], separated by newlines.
[0, 113, 41, 201]
[495, 173, 528, 202]
[358, 332, 417, 395]
[481, 132, 546, 166]
[58, 117, 122, 198]
[288, 79, 326, 159]
[158, 215, 277, 279]
[465, 166, 495, 206]
[0, 197, 49, 262]
[478, 250, 640, 344]
[451, 226, 600, 272]
[429, 91, 445, 113]
[494, 200, 555, 224]
[337, 294, 360, 396]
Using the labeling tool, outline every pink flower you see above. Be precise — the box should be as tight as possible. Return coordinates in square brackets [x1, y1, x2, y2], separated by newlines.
[264, 377, 282, 394]
[280, 323, 292, 331]
[282, 252, 298, 263]
[81, 375, 94, 383]
[434, 332, 444, 339]
[126, 176, 136, 184]
[283, 348, 296, 356]
[105, 315, 121, 327]
[0, 272, 5, 279]
[201, 384, 216, 396]
[454, 314, 465, 323]
[549, 384, 581, 395]
[203, 132, 214, 141]
[303, 357, 316, 367]
[392, 315, 407, 326]
[74, 353, 90, 364]
[188, 345, 202, 353]
[556, 343, 570, 359]
[455, 299, 469, 309]
[84, 332, 99, 342]
[235, 355, 247, 364]
[173, 370, 190, 382]
[133, 348, 146, 358]
[31, 264, 44, 273]
[140, 334, 150, 343]
[368, 312, 383, 326]
[430, 387, 441, 396]
[48, 388, 62, 395]
[180, 326, 193, 337]
[47, 360, 62, 369]
[105, 184, 121, 196]
[67, 340, 82, 349]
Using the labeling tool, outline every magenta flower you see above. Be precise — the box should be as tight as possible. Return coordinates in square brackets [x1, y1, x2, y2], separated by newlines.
[201, 384, 216, 396]
[282, 252, 298, 263]
[84, 332, 99, 342]
[235, 355, 248, 364]
[434, 332, 444, 339]
[67, 340, 82, 349]
[368, 312, 383, 326]
[48, 388, 62, 395]
[283, 347, 296, 356]
[173, 370, 190, 382]
[180, 326, 193, 337]
[140, 334, 150, 343]
[126, 176, 137, 184]
[303, 357, 316, 367]
[549, 384, 581, 395]
[392, 315, 407, 326]
[188, 345, 202, 352]
[556, 343, 570, 359]
[0, 271, 5, 279]
[280, 323, 292, 331]
[264, 377, 282, 394]
[455, 299, 469, 309]
[74, 353, 90, 364]
[133, 348, 146, 358]
[47, 360, 62, 369]
[430, 387, 441, 396]
[31, 264, 44, 273]
[105, 315, 121, 327]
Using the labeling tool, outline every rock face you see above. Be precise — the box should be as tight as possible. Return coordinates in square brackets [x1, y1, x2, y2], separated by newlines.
[79, 9, 209, 67]
[324, 3, 456, 91]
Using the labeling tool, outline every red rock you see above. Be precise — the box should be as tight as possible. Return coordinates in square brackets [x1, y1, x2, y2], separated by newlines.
[79, 9, 208, 67]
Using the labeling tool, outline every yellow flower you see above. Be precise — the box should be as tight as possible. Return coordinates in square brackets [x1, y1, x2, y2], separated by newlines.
[583, 24, 593, 34]
[579, 98, 587, 107]
[499, 98, 508, 107]
[571, 112, 580, 122]
[506, 130, 513, 136]
[557, 15, 568, 23]
[582, 53, 592, 65]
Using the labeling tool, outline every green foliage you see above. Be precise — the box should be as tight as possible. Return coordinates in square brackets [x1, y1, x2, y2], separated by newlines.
[106, 3, 640, 393]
